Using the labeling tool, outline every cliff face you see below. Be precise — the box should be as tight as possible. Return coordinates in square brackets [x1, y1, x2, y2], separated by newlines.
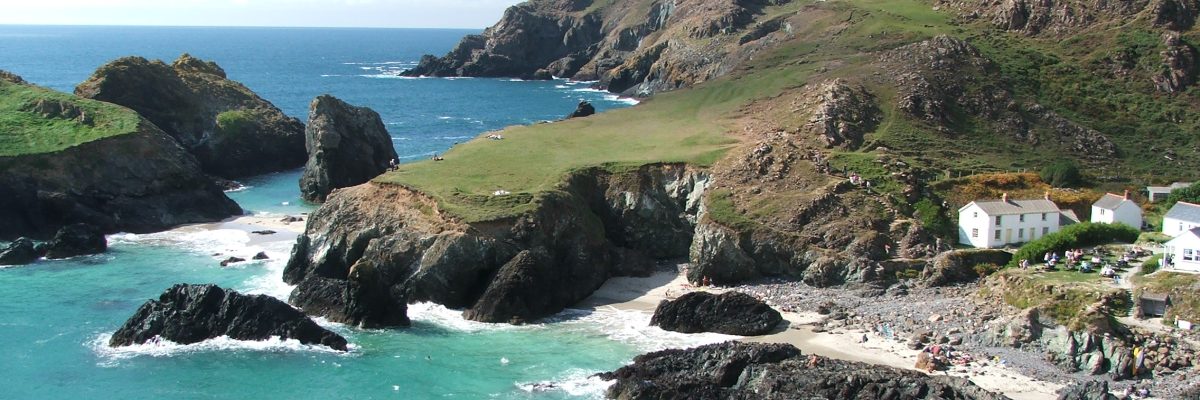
[299, 95, 398, 203]
[404, 0, 803, 96]
[75, 54, 306, 179]
[0, 75, 241, 240]
[283, 164, 708, 325]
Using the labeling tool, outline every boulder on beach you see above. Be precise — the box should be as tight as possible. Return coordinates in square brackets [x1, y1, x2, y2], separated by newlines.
[299, 95, 398, 202]
[650, 291, 782, 336]
[599, 341, 1009, 400]
[110, 283, 348, 351]
[43, 223, 107, 259]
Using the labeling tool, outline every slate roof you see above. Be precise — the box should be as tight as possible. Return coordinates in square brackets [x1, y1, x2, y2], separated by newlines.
[1165, 202, 1200, 223]
[1061, 210, 1080, 225]
[969, 199, 1061, 215]
[1148, 182, 1193, 192]
[1093, 193, 1130, 210]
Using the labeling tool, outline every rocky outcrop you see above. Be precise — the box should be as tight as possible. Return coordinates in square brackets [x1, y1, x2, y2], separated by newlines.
[43, 223, 106, 259]
[284, 164, 708, 325]
[566, 100, 595, 119]
[805, 79, 881, 149]
[299, 95, 398, 203]
[0, 75, 242, 240]
[75, 54, 306, 178]
[404, 0, 805, 96]
[0, 238, 40, 265]
[110, 284, 348, 351]
[650, 291, 782, 335]
[1057, 381, 1118, 400]
[1154, 33, 1198, 93]
[921, 249, 1013, 287]
[599, 341, 1009, 399]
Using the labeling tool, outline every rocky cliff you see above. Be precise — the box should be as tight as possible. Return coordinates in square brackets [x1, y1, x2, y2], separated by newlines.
[0, 74, 241, 240]
[299, 95, 398, 203]
[404, 0, 805, 96]
[75, 54, 306, 179]
[284, 164, 708, 325]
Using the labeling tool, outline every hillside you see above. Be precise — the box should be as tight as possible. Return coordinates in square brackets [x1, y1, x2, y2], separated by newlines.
[0, 72, 141, 156]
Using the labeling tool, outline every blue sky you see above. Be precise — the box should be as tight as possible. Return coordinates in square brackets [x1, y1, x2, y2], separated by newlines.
[0, 0, 525, 29]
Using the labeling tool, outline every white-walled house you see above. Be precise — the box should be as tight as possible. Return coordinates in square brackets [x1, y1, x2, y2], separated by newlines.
[1147, 182, 1193, 202]
[1165, 228, 1200, 273]
[1163, 202, 1200, 237]
[1090, 192, 1142, 229]
[958, 194, 1069, 248]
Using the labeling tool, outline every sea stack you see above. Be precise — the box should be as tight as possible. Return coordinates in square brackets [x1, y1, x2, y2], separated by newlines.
[110, 284, 349, 351]
[299, 95, 398, 203]
[75, 54, 306, 178]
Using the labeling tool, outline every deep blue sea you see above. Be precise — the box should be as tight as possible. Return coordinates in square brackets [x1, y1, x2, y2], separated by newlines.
[0, 26, 718, 399]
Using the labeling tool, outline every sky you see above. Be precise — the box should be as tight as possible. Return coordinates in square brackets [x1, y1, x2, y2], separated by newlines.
[0, 0, 526, 29]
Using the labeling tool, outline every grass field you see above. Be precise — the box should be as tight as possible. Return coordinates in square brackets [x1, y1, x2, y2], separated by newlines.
[0, 80, 141, 157]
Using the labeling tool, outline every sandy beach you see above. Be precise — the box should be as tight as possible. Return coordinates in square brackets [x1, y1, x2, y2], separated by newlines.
[577, 268, 1064, 400]
[164, 213, 307, 246]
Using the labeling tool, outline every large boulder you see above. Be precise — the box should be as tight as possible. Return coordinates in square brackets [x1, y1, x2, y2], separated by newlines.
[110, 284, 348, 351]
[75, 54, 306, 178]
[0, 238, 41, 265]
[599, 341, 1010, 400]
[921, 249, 1013, 287]
[43, 223, 107, 259]
[566, 100, 595, 119]
[299, 95, 398, 203]
[1057, 381, 1118, 400]
[650, 291, 782, 336]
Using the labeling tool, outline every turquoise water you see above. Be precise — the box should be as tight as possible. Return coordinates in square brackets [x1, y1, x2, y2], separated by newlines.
[0, 26, 720, 399]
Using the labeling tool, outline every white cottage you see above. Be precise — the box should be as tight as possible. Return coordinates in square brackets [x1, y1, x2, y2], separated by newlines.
[1090, 191, 1142, 229]
[1147, 182, 1193, 202]
[1163, 202, 1200, 237]
[958, 194, 1067, 249]
[1165, 227, 1200, 273]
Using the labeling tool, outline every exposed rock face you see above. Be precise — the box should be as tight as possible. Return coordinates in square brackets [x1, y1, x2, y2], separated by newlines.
[650, 291, 782, 335]
[805, 79, 881, 149]
[1057, 380, 1118, 400]
[404, 0, 804, 96]
[599, 341, 1009, 399]
[43, 223, 106, 259]
[0, 76, 242, 240]
[921, 249, 1013, 287]
[1155, 33, 1198, 93]
[566, 100, 595, 119]
[284, 165, 708, 325]
[299, 95, 398, 203]
[0, 238, 40, 265]
[936, 0, 1173, 36]
[109, 284, 348, 351]
[75, 54, 306, 178]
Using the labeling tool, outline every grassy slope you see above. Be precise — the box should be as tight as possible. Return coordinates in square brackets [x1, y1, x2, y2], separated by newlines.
[0, 80, 141, 157]
[379, 0, 1197, 224]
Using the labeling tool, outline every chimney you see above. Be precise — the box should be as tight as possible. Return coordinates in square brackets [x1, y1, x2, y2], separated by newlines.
[1123, 190, 1130, 200]
[1002, 193, 1009, 203]
[1044, 191, 1051, 201]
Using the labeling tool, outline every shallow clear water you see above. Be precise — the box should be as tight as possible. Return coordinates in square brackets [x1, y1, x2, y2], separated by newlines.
[0, 26, 718, 399]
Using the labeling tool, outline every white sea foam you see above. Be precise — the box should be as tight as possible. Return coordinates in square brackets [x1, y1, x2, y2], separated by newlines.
[604, 94, 641, 105]
[572, 87, 607, 93]
[516, 368, 613, 399]
[437, 116, 453, 120]
[554, 85, 570, 89]
[93, 333, 355, 365]
[560, 306, 736, 351]
[407, 302, 523, 333]
[360, 74, 423, 80]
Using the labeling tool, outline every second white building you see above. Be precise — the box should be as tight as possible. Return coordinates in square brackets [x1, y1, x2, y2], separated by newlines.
[958, 194, 1072, 249]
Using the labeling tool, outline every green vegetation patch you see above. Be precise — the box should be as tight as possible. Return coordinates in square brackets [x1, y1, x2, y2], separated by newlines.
[215, 109, 255, 137]
[1010, 222, 1141, 267]
[0, 80, 141, 157]
[991, 269, 1131, 330]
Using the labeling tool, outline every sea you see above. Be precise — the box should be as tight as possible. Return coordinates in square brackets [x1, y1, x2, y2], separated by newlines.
[0, 26, 726, 399]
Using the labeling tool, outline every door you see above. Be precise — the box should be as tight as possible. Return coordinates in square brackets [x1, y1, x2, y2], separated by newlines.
[1005, 229, 1012, 244]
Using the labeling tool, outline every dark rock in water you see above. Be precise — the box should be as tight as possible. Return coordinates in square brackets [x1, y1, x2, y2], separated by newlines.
[0, 238, 42, 265]
[1057, 380, 1118, 400]
[43, 224, 107, 259]
[280, 216, 303, 223]
[299, 95, 398, 203]
[252, 252, 269, 260]
[109, 284, 348, 351]
[251, 230, 276, 235]
[599, 341, 1008, 400]
[220, 256, 246, 266]
[75, 54, 306, 179]
[463, 250, 566, 324]
[566, 100, 595, 119]
[650, 291, 782, 336]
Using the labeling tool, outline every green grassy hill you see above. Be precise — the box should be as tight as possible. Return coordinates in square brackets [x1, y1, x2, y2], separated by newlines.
[0, 78, 141, 157]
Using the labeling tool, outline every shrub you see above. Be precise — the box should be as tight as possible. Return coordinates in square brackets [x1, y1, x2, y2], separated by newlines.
[1010, 222, 1141, 267]
[914, 198, 954, 239]
[973, 263, 1002, 277]
[1140, 254, 1161, 275]
[215, 110, 254, 137]
[1040, 160, 1082, 188]
[1166, 182, 1200, 208]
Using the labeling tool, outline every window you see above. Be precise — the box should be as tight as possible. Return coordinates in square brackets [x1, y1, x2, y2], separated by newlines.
[995, 216, 1002, 225]
[994, 230, 1002, 240]
[1019, 214, 1025, 222]
[971, 228, 979, 238]
[1043, 227, 1049, 235]
[1018, 229, 1024, 239]
[1185, 249, 1196, 262]
[973, 212, 978, 218]
[1100, 209, 1106, 215]
[1042, 213, 1047, 221]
